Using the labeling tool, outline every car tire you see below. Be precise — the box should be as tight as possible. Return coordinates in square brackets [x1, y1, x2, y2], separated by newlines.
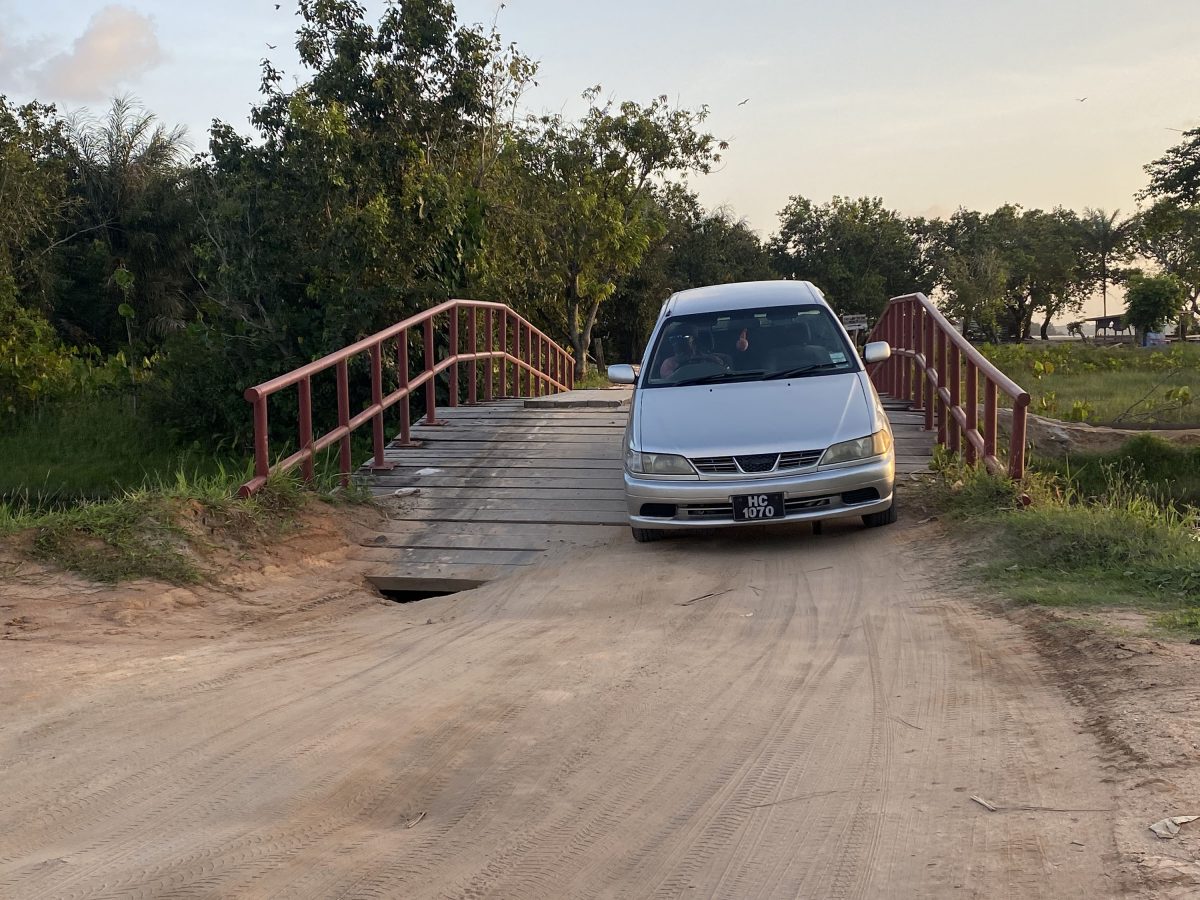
[631, 527, 665, 543]
[862, 500, 898, 528]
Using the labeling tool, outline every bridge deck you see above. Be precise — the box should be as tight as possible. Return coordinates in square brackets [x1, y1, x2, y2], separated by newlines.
[354, 392, 934, 588]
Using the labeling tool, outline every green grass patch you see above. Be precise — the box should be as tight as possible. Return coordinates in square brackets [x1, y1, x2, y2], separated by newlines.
[0, 395, 236, 504]
[979, 342, 1200, 426]
[1035, 435, 1200, 508]
[929, 454, 1200, 629]
[573, 370, 613, 390]
[0, 394, 376, 583]
[0, 471, 337, 584]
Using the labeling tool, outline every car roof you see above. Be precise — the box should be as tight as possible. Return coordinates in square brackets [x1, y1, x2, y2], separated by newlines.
[662, 280, 827, 317]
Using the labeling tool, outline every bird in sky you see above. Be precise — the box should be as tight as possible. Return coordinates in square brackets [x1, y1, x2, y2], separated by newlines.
[1075, 97, 1088, 102]
[266, 42, 277, 49]
[737, 98, 750, 106]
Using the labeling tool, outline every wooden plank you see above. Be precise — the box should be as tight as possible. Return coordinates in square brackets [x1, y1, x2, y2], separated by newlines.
[373, 475, 624, 490]
[399, 498, 629, 513]
[382, 452, 623, 466]
[373, 486, 627, 501]
[366, 520, 617, 541]
[373, 509, 628, 526]
[353, 546, 542, 566]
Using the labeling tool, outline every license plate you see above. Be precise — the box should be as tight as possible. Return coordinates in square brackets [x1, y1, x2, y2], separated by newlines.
[732, 492, 785, 521]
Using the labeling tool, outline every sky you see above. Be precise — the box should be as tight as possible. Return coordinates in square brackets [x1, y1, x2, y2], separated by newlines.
[1, 0, 1198, 320]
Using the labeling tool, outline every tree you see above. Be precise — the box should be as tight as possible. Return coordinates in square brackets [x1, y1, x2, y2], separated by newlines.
[1141, 127, 1200, 206]
[930, 208, 1005, 340]
[1134, 200, 1200, 316]
[0, 97, 71, 308]
[1077, 208, 1133, 318]
[59, 96, 192, 350]
[483, 89, 724, 378]
[768, 196, 930, 318]
[1124, 271, 1186, 339]
[600, 188, 773, 361]
[156, 0, 531, 444]
[0, 97, 78, 417]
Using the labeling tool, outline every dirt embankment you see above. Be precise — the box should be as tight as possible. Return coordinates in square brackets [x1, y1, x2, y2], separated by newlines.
[997, 407, 1200, 457]
[2, 504, 1199, 896]
[1, 500, 387, 650]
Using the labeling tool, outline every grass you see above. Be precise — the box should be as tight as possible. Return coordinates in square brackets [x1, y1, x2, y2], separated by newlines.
[0, 395, 236, 504]
[0, 466, 370, 584]
[573, 370, 613, 390]
[1035, 435, 1200, 508]
[980, 342, 1200, 426]
[928, 448, 1200, 632]
[0, 394, 378, 584]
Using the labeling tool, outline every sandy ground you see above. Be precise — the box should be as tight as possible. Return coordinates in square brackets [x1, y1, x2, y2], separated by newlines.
[0, 503, 1193, 897]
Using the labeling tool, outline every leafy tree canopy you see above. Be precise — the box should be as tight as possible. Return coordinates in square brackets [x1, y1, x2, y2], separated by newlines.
[768, 196, 930, 318]
[1141, 127, 1200, 206]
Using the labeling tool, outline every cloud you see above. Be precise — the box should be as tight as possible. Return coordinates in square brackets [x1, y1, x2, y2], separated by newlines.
[32, 5, 163, 101]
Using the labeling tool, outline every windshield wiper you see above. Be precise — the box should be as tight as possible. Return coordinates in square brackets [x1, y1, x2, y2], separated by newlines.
[763, 363, 845, 380]
[672, 370, 765, 387]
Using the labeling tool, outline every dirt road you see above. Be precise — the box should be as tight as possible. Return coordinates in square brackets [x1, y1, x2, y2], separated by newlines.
[1, 519, 1126, 898]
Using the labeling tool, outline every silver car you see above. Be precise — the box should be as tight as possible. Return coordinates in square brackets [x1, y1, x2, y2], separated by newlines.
[607, 281, 896, 542]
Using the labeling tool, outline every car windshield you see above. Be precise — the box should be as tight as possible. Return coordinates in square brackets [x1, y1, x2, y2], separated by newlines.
[641, 304, 859, 388]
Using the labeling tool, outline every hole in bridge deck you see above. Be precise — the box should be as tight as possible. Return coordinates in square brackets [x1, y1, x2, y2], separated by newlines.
[367, 575, 487, 604]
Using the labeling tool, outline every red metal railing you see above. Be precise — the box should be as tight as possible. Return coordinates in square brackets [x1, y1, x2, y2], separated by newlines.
[867, 292, 1031, 479]
[238, 299, 574, 497]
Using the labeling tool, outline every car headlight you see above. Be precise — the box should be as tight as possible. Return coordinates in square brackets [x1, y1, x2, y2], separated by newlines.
[820, 430, 892, 467]
[625, 448, 696, 476]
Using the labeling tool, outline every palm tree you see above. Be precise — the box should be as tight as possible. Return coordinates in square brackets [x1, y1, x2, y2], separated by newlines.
[1078, 208, 1133, 319]
[66, 96, 192, 345]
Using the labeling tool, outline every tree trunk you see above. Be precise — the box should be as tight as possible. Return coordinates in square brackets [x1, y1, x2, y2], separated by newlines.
[1039, 311, 1051, 341]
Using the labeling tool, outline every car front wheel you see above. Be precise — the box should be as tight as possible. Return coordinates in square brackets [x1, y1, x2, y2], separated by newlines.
[862, 500, 897, 528]
[631, 527, 666, 543]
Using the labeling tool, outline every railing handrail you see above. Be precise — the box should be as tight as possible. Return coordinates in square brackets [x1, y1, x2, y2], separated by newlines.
[887, 293, 1030, 404]
[238, 298, 574, 497]
[867, 291, 1031, 479]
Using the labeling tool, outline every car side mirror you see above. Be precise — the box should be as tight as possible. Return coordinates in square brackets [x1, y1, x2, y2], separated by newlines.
[607, 364, 637, 385]
[863, 341, 891, 365]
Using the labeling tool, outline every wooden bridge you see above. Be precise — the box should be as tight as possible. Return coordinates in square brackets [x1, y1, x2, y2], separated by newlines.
[239, 293, 1028, 589]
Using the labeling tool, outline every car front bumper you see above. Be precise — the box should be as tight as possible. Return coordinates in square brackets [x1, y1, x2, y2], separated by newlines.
[624, 454, 895, 529]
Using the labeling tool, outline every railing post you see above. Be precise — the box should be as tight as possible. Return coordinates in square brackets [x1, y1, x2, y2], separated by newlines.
[909, 299, 920, 407]
[336, 359, 351, 487]
[1010, 398, 1029, 480]
[964, 359, 978, 465]
[500, 312, 510, 397]
[448, 306, 460, 408]
[936, 327, 948, 446]
[522, 324, 531, 397]
[252, 394, 269, 484]
[467, 305, 478, 405]
[370, 342, 392, 471]
[923, 310, 935, 431]
[483, 309, 494, 401]
[887, 306, 898, 396]
[900, 302, 912, 404]
[299, 377, 314, 482]
[539, 335, 547, 396]
[983, 379, 998, 464]
[397, 331, 414, 446]
[910, 302, 922, 412]
[424, 316, 439, 426]
[948, 340, 961, 455]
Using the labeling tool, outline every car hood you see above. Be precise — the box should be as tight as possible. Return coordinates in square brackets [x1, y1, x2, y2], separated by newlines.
[632, 373, 875, 457]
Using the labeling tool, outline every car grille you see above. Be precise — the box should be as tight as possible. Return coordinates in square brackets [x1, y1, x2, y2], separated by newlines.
[689, 449, 823, 476]
[736, 453, 778, 473]
[689, 456, 739, 474]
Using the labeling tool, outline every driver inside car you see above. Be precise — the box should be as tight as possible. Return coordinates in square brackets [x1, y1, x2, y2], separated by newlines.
[659, 325, 730, 377]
